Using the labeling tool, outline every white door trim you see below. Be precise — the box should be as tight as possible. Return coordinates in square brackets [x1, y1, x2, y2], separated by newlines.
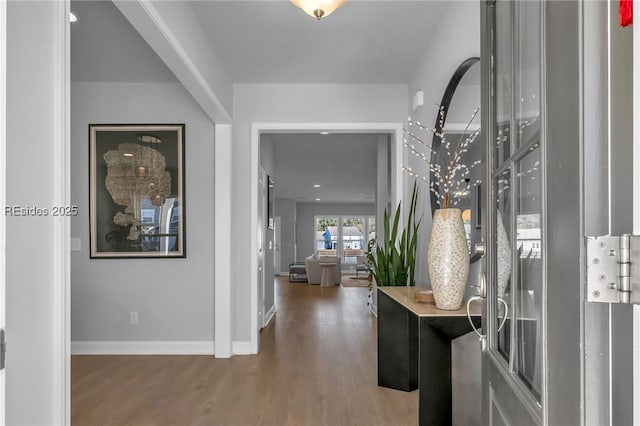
[52, 1, 71, 424]
[249, 122, 404, 354]
[632, 1, 640, 421]
[0, 0, 6, 422]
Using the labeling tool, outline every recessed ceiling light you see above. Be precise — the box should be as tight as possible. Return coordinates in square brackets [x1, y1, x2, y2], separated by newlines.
[69, 12, 78, 23]
[313, 184, 321, 188]
[315, 198, 321, 201]
[320, 132, 330, 135]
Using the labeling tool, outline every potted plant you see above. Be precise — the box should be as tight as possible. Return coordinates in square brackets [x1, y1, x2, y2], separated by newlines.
[368, 181, 421, 287]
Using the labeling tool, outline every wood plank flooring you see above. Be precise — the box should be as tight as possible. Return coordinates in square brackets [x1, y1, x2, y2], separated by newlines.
[72, 277, 418, 426]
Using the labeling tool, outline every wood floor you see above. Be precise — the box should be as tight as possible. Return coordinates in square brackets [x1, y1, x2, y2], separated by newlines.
[72, 277, 418, 426]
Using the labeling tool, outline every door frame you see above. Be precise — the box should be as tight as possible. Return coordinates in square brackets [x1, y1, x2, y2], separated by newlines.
[5, 1, 71, 423]
[633, 3, 640, 421]
[249, 122, 403, 354]
[0, 0, 6, 421]
[52, 1, 71, 424]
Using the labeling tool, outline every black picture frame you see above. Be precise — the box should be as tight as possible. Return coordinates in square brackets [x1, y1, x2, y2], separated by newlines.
[89, 124, 186, 258]
[267, 175, 274, 230]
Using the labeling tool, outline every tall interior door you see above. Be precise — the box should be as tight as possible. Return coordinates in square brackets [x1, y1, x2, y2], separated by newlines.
[274, 217, 281, 275]
[257, 168, 266, 330]
[480, 1, 582, 424]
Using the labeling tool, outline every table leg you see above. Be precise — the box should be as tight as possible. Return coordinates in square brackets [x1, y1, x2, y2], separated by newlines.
[418, 319, 453, 426]
[377, 291, 419, 391]
[418, 316, 482, 426]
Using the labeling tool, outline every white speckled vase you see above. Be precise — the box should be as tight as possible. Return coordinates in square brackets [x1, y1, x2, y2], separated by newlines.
[428, 208, 469, 310]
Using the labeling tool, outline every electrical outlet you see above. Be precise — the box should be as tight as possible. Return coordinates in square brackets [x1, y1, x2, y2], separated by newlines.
[130, 311, 139, 325]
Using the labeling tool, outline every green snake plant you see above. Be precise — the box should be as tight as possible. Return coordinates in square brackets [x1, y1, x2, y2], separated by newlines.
[369, 181, 421, 286]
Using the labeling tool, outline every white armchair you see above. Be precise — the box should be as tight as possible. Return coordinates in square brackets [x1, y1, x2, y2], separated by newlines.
[305, 254, 342, 285]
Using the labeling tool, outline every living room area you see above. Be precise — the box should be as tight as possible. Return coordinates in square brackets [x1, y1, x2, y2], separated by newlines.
[259, 131, 390, 294]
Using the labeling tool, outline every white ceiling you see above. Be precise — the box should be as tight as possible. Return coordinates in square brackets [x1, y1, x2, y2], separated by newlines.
[191, 1, 450, 84]
[266, 133, 381, 203]
[71, 0, 451, 85]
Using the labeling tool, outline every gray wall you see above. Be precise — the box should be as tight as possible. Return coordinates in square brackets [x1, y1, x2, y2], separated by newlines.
[407, 1, 480, 288]
[296, 202, 375, 260]
[275, 197, 296, 273]
[71, 82, 215, 342]
[231, 83, 408, 341]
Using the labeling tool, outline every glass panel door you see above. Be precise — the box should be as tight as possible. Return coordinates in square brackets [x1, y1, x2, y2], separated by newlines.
[315, 216, 375, 263]
[494, 168, 512, 361]
[341, 217, 365, 265]
[483, 0, 544, 423]
[514, 146, 542, 399]
[512, 0, 542, 398]
[316, 217, 338, 256]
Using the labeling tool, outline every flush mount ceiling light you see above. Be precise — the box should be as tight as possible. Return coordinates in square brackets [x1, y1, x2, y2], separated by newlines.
[290, 0, 347, 20]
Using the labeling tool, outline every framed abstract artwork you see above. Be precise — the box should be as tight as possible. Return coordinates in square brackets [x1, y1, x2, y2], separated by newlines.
[89, 124, 186, 258]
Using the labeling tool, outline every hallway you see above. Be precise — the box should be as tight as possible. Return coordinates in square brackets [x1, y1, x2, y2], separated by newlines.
[71, 277, 418, 425]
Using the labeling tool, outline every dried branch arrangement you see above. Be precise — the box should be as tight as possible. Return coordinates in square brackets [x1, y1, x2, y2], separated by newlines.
[403, 105, 481, 209]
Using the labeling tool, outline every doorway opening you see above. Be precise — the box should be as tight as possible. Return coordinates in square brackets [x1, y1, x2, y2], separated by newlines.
[251, 123, 404, 353]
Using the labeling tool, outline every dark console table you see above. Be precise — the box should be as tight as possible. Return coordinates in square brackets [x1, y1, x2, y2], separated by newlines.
[377, 287, 481, 426]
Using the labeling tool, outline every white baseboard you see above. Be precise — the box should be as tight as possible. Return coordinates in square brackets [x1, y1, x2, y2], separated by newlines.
[71, 340, 215, 355]
[232, 341, 253, 355]
[71, 340, 260, 356]
[263, 305, 276, 328]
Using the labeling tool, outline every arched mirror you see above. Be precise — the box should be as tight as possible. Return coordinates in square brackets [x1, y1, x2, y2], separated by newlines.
[430, 57, 481, 262]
